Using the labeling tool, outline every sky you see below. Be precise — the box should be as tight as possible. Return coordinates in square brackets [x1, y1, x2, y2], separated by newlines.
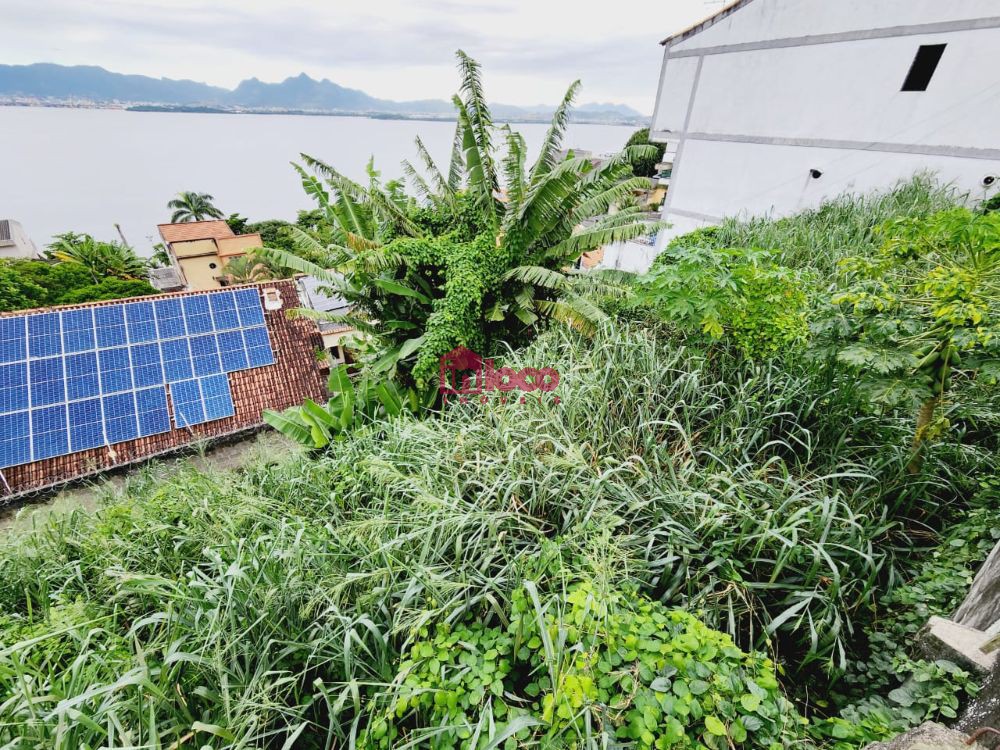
[2, 0, 721, 113]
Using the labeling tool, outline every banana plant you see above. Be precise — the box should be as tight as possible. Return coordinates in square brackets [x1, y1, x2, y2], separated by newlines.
[263, 365, 432, 449]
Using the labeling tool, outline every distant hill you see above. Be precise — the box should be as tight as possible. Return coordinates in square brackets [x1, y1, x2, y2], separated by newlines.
[0, 63, 648, 124]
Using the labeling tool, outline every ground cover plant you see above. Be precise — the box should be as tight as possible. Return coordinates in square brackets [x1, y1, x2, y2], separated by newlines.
[1, 301, 997, 747]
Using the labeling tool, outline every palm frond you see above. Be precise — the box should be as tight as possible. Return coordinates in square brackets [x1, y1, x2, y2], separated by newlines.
[414, 136, 454, 204]
[401, 159, 434, 203]
[455, 50, 498, 196]
[528, 80, 580, 187]
[501, 126, 527, 218]
[502, 265, 569, 291]
[535, 294, 608, 336]
[543, 220, 667, 261]
[447, 120, 465, 192]
[258, 245, 346, 290]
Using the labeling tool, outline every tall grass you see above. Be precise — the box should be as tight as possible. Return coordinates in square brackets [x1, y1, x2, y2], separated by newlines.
[667, 175, 961, 276]
[1, 320, 996, 747]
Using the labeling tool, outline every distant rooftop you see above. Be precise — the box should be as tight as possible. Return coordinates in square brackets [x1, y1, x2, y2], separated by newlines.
[157, 220, 234, 244]
[148, 266, 185, 292]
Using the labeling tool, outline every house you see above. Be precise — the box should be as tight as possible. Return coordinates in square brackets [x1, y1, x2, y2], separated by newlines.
[295, 274, 353, 365]
[157, 220, 264, 291]
[649, 0, 1000, 256]
[0, 219, 39, 259]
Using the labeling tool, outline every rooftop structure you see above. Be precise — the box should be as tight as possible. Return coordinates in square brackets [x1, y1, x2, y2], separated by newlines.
[0, 219, 39, 259]
[157, 220, 264, 291]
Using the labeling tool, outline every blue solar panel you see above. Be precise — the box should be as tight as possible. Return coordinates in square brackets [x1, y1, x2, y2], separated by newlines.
[160, 338, 194, 382]
[28, 312, 62, 358]
[32, 405, 68, 460]
[201, 374, 235, 421]
[68, 398, 104, 452]
[0, 362, 28, 415]
[183, 296, 213, 335]
[154, 298, 186, 339]
[136, 386, 170, 437]
[0, 411, 31, 468]
[190, 334, 222, 377]
[98, 347, 132, 394]
[171, 379, 205, 428]
[125, 301, 158, 343]
[1, 289, 274, 467]
[130, 343, 163, 388]
[235, 288, 266, 327]
[244, 327, 276, 367]
[29, 357, 65, 407]
[0, 318, 27, 365]
[103, 392, 138, 444]
[65, 352, 100, 401]
[95, 305, 128, 348]
[209, 291, 241, 331]
[61, 309, 95, 353]
[217, 330, 249, 372]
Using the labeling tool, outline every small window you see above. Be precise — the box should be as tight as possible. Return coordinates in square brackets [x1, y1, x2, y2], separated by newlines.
[901, 44, 946, 91]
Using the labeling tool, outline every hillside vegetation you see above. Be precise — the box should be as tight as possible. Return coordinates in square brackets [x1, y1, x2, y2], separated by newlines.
[1, 52, 999, 748]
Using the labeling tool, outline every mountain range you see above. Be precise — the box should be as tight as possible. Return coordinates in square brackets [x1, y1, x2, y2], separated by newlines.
[0, 63, 647, 124]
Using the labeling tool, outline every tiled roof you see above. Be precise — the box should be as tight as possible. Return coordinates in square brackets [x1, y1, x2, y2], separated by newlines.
[661, 0, 757, 46]
[158, 220, 235, 244]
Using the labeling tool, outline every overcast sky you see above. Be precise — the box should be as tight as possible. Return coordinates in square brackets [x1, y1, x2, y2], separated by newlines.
[2, 0, 721, 112]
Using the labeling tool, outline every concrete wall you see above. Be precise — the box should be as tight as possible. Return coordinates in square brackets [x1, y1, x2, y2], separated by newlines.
[0, 220, 39, 259]
[179, 255, 225, 291]
[650, 0, 1000, 259]
[0, 280, 327, 499]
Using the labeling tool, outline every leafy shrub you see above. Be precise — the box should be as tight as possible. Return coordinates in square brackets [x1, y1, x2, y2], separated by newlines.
[636, 246, 809, 358]
[363, 582, 802, 749]
[815, 207, 1000, 471]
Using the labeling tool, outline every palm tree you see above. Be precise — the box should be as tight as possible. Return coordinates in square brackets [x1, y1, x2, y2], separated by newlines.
[49, 235, 149, 282]
[167, 191, 225, 223]
[221, 253, 274, 285]
[263, 50, 661, 387]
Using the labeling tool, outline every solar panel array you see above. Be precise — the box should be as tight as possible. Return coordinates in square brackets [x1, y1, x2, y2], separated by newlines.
[0, 288, 275, 470]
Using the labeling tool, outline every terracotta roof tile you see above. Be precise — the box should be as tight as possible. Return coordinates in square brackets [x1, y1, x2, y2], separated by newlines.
[158, 220, 235, 244]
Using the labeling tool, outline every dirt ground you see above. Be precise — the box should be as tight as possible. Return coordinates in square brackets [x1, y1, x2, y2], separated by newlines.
[0, 430, 298, 534]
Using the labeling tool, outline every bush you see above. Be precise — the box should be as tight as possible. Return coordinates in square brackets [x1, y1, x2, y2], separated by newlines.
[364, 582, 802, 749]
[636, 246, 810, 358]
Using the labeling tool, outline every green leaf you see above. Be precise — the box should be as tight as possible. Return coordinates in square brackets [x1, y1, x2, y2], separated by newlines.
[704, 715, 727, 736]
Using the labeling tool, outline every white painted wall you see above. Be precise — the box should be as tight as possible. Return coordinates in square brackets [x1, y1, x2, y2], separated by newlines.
[648, 0, 1000, 261]
[670, 0, 1000, 51]
[0, 220, 39, 259]
[597, 239, 661, 272]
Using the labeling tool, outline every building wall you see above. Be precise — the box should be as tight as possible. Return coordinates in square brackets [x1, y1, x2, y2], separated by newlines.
[0, 280, 327, 499]
[179, 255, 225, 291]
[0, 220, 39, 259]
[171, 239, 218, 259]
[650, 0, 1000, 257]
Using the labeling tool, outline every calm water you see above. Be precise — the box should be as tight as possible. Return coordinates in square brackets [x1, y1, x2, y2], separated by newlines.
[0, 106, 637, 254]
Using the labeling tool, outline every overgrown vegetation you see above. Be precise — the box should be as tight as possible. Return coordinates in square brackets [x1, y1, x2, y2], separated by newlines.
[1, 79, 999, 749]
[264, 51, 659, 388]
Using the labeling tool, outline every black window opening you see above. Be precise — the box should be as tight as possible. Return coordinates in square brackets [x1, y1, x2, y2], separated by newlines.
[901, 44, 947, 91]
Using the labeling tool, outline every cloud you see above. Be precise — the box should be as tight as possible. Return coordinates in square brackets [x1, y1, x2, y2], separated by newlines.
[2, 0, 711, 110]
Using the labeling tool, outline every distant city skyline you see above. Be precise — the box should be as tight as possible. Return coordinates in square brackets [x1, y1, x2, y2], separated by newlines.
[3, 0, 718, 112]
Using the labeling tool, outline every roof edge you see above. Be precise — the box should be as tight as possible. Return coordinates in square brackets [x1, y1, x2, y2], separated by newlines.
[661, 0, 758, 46]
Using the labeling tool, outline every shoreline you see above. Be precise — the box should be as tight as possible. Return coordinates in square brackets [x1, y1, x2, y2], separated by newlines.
[0, 101, 649, 127]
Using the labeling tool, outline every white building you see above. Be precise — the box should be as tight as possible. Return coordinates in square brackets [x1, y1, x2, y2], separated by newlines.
[649, 0, 1000, 255]
[0, 220, 39, 259]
